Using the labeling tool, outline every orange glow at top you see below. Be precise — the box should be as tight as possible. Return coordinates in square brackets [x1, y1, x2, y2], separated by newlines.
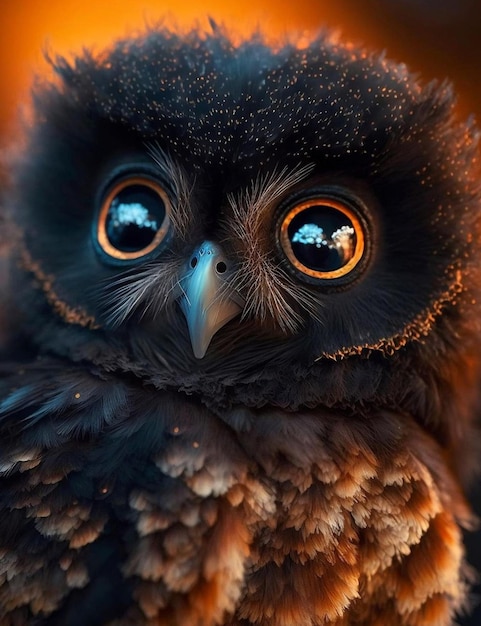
[1, 0, 480, 138]
[0, 0, 358, 137]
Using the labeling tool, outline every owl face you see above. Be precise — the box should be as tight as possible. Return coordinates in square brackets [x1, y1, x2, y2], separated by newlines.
[90, 153, 371, 360]
[10, 29, 481, 414]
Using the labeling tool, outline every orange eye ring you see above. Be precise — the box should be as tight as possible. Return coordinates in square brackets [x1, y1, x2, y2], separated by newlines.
[97, 176, 172, 261]
[279, 196, 366, 281]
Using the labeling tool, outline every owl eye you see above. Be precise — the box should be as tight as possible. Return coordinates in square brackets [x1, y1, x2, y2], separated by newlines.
[278, 194, 366, 282]
[97, 176, 171, 261]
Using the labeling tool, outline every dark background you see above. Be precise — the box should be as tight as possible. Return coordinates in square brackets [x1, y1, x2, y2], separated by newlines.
[1, 1, 481, 624]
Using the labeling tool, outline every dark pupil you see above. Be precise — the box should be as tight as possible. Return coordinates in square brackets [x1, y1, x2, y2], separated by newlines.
[287, 205, 356, 271]
[106, 185, 165, 252]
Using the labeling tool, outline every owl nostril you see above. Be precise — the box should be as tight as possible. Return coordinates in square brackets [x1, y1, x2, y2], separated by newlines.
[190, 251, 227, 274]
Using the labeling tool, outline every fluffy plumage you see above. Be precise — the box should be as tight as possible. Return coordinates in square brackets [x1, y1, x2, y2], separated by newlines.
[1, 25, 481, 626]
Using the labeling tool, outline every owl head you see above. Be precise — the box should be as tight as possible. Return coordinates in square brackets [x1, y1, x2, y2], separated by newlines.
[6, 27, 481, 477]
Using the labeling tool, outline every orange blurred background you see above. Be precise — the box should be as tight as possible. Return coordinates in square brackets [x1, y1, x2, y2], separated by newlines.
[1, 4, 481, 625]
[1, 0, 481, 140]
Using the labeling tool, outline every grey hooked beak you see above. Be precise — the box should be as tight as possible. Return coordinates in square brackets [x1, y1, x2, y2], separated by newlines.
[178, 241, 244, 359]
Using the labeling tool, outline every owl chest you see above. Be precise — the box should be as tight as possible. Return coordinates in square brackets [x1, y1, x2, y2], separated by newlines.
[0, 381, 466, 626]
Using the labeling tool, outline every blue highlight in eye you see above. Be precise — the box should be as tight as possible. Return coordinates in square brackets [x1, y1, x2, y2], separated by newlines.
[109, 200, 159, 232]
[292, 223, 328, 248]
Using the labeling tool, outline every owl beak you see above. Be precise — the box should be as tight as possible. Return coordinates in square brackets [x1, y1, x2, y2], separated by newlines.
[178, 241, 244, 359]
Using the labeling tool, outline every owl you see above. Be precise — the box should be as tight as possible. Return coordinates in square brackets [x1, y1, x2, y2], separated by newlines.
[1, 24, 481, 626]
